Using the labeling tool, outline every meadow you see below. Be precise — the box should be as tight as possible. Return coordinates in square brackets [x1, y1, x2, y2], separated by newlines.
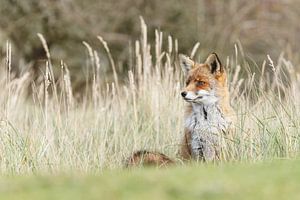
[0, 18, 299, 175]
[0, 10, 300, 198]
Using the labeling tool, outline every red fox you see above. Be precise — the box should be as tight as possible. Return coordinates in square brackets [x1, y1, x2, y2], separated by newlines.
[126, 53, 236, 167]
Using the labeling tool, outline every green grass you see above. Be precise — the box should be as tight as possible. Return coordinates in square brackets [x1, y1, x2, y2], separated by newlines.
[1, 159, 300, 200]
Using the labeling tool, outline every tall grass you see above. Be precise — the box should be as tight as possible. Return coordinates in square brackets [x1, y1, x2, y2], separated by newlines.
[0, 18, 299, 174]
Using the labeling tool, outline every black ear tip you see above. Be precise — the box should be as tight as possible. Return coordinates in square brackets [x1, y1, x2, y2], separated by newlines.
[211, 52, 221, 63]
[211, 52, 219, 57]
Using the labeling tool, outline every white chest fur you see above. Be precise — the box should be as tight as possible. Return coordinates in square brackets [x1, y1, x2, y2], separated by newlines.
[185, 103, 230, 161]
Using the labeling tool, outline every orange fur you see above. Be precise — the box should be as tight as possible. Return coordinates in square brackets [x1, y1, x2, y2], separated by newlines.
[125, 150, 174, 167]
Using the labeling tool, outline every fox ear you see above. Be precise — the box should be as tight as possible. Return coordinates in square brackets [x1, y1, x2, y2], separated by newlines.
[205, 53, 223, 74]
[179, 54, 194, 75]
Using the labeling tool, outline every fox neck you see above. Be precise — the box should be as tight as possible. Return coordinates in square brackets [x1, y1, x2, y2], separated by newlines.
[185, 102, 229, 134]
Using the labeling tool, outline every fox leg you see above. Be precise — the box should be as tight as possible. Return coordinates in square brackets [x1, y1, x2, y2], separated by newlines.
[179, 129, 192, 161]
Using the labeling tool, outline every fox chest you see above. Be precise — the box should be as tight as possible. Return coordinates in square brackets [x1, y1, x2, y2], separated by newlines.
[185, 104, 229, 160]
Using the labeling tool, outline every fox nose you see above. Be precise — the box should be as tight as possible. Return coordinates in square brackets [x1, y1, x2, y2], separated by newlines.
[181, 91, 187, 98]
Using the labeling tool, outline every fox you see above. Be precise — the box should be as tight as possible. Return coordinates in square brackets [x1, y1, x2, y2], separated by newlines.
[126, 53, 236, 167]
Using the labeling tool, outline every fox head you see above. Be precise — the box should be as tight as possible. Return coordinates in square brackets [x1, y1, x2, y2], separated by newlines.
[179, 53, 227, 105]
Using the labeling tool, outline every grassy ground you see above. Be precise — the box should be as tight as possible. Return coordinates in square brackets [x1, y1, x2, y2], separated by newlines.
[0, 6, 299, 200]
[1, 159, 300, 200]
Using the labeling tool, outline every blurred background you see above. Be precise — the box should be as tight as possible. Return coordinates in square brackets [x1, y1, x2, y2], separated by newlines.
[0, 0, 299, 91]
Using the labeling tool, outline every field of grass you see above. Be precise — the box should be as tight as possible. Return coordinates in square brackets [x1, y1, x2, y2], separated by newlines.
[0, 159, 300, 200]
[0, 18, 299, 176]
[0, 1, 300, 199]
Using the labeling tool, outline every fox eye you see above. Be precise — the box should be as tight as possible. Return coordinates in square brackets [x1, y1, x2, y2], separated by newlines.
[196, 81, 206, 87]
